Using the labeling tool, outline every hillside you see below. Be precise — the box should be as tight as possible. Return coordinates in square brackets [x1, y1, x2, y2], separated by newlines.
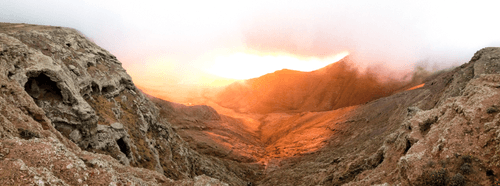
[146, 47, 500, 185]
[0, 22, 254, 185]
[1, 22, 500, 186]
[214, 57, 413, 114]
[254, 47, 500, 185]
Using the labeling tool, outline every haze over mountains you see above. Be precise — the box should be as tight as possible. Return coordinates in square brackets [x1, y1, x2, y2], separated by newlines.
[214, 56, 423, 114]
[143, 47, 500, 185]
[3, 1, 497, 89]
[1, 22, 500, 186]
[139, 48, 431, 165]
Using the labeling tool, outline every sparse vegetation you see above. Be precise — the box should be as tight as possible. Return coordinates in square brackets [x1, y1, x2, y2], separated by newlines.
[449, 173, 465, 186]
[416, 169, 448, 186]
[460, 163, 471, 175]
[5, 22, 500, 186]
[459, 155, 473, 175]
[86, 94, 117, 125]
[494, 178, 500, 186]
[18, 128, 39, 140]
[487, 105, 499, 113]
[439, 159, 450, 168]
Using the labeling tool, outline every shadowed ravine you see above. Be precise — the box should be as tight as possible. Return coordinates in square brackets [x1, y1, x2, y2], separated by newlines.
[144, 56, 425, 165]
[148, 96, 360, 164]
[145, 48, 500, 185]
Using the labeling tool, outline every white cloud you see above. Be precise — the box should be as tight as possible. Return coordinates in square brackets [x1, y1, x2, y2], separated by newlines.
[1, 0, 499, 81]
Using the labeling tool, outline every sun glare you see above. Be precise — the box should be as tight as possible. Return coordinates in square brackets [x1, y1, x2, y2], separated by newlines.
[206, 51, 350, 79]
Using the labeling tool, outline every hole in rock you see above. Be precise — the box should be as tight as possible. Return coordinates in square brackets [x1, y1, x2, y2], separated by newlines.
[102, 86, 115, 94]
[119, 78, 131, 85]
[24, 73, 63, 103]
[375, 153, 384, 167]
[7, 71, 14, 78]
[486, 169, 494, 176]
[404, 139, 413, 154]
[91, 82, 100, 94]
[87, 62, 93, 68]
[117, 137, 130, 156]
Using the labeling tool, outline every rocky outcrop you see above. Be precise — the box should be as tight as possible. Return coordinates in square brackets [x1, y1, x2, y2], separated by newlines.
[388, 48, 500, 185]
[0, 22, 253, 185]
[255, 48, 500, 186]
[2, 22, 500, 186]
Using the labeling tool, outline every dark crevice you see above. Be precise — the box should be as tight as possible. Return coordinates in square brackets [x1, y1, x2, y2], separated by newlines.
[7, 71, 14, 79]
[486, 169, 494, 176]
[119, 78, 131, 85]
[91, 82, 100, 95]
[18, 128, 40, 139]
[420, 116, 438, 135]
[368, 150, 385, 169]
[117, 137, 131, 157]
[404, 139, 413, 154]
[120, 78, 134, 90]
[102, 85, 115, 94]
[375, 153, 384, 167]
[24, 73, 63, 103]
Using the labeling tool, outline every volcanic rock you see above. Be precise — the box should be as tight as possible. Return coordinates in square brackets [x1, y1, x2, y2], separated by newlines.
[0, 22, 255, 185]
[2, 22, 500, 186]
[150, 48, 500, 185]
[253, 47, 500, 185]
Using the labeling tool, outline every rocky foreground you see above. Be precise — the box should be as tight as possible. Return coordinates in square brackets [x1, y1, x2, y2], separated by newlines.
[1, 22, 500, 185]
[0, 22, 256, 185]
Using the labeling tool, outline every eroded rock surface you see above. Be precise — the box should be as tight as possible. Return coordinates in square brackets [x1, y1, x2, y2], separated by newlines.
[2, 22, 500, 186]
[254, 48, 500, 186]
[0, 22, 254, 185]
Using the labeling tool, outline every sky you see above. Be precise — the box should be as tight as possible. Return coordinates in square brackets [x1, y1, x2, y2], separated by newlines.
[2, 0, 500, 87]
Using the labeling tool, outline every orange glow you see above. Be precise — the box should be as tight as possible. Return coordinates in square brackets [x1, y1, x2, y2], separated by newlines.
[197, 105, 357, 163]
[406, 83, 425, 90]
[206, 51, 350, 79]
[258, 106, 357, 161]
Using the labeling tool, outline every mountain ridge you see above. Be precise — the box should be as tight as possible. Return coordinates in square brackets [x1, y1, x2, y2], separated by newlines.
[215, 56, 414, 114]
[1, 22, 500, 185]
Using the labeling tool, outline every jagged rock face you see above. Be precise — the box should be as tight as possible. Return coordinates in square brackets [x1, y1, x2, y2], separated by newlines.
[0, 23, 177, 185]
[255, 48, 500, 186]
[0, 23, 252, 185]
[391, 48, 500, 185]
[0, 23, 144, 167]
[2, 22, 500, 186]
